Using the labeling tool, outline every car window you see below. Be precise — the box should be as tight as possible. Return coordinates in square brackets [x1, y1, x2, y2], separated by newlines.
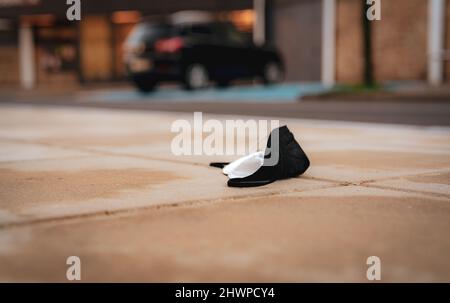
[125, 23, 172, 47]
[219, 23, 249, 46]
[179, 24, 214, 37]
[190, 25, 213, 35]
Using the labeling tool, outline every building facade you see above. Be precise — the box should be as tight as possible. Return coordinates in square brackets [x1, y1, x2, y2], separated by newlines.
[0, 0, 449, 90]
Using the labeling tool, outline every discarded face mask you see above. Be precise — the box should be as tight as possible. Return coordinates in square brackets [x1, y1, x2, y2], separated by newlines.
[223, 151, 265, 179]
[210, 126, 310, 187]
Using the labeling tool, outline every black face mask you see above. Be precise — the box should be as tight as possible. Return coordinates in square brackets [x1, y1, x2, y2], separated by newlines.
[211, 126, 310, 187]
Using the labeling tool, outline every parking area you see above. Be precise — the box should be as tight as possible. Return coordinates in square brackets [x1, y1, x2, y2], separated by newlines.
[76, 83, 328, 103]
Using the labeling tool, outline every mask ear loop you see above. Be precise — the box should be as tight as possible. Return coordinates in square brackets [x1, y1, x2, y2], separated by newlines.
[209, 162, 229, 169]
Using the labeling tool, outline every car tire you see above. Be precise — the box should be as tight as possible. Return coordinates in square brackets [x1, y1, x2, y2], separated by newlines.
[133, 75, 156, 93]
[184, 63, 210, 90]
[262, 61, 284, 85]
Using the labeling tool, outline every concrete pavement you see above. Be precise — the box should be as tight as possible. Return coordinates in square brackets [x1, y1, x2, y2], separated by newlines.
[0, 104, 449, 282]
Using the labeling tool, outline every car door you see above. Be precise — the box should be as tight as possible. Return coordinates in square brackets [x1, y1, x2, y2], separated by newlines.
[220, 23, 254, 78]
[208, 23, 251, 80]
[181, 23, 228, 79]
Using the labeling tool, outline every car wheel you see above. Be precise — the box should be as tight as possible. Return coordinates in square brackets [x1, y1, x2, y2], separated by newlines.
[262, 62, 284, 85]
[184, 63, 210, 90]
[133, 75, 156, 92]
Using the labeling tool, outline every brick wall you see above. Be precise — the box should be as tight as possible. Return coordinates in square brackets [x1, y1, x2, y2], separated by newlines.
[336, 0, 430, 84]
[0, 46, 20, 88]
[336, 0, 364, 84]
[372, 0, 428, 82]
[445, 0, 450, 82]
[79, 15, 113, 82]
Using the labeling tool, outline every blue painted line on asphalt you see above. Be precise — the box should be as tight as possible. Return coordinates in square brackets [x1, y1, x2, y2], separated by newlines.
[86, 83, 329, 103]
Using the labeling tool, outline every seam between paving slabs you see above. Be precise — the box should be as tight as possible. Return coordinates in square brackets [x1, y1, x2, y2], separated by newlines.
[3, 135, 450, 185]
[0, 182, 344, 230]
[2, 180, 448, 231]
[0, 135, 218, 168]
[1, 136, 347, 183]
[358, 183, 450, 199]
[2, 136, 449, 228]
[10, 138, 450, 187]
[2, 136, 449, 189]
[0, 155, 97, 166]
[1, 175, 448, 230]
[358, 169, 450, 199]
[358, 168, 450, 184]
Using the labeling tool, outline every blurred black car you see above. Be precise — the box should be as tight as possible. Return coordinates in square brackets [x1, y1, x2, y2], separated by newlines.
[124, 17, 284, 92]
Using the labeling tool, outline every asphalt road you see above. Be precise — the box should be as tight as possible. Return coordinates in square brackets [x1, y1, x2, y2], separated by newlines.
[1, 82, 449, 126]
[3, 97, 450, 126]
[93, 99, 450, 126]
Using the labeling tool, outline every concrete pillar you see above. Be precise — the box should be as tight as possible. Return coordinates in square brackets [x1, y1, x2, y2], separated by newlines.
[253, 0, 266, 45]
[428, 0, 445, 86]
[321, 0, 336, 87]
[19, 22, 36, 90]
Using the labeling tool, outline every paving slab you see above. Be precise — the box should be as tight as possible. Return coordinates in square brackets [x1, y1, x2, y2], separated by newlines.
[0, 104, 173, 143]
[1, 104, 450, 282]
[3, 105, 447, 185]
[367, 170, 450, 196]
[0, 154, 331, 226]
[0, 186, 449, 282]
[0, 140, 92, 163]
